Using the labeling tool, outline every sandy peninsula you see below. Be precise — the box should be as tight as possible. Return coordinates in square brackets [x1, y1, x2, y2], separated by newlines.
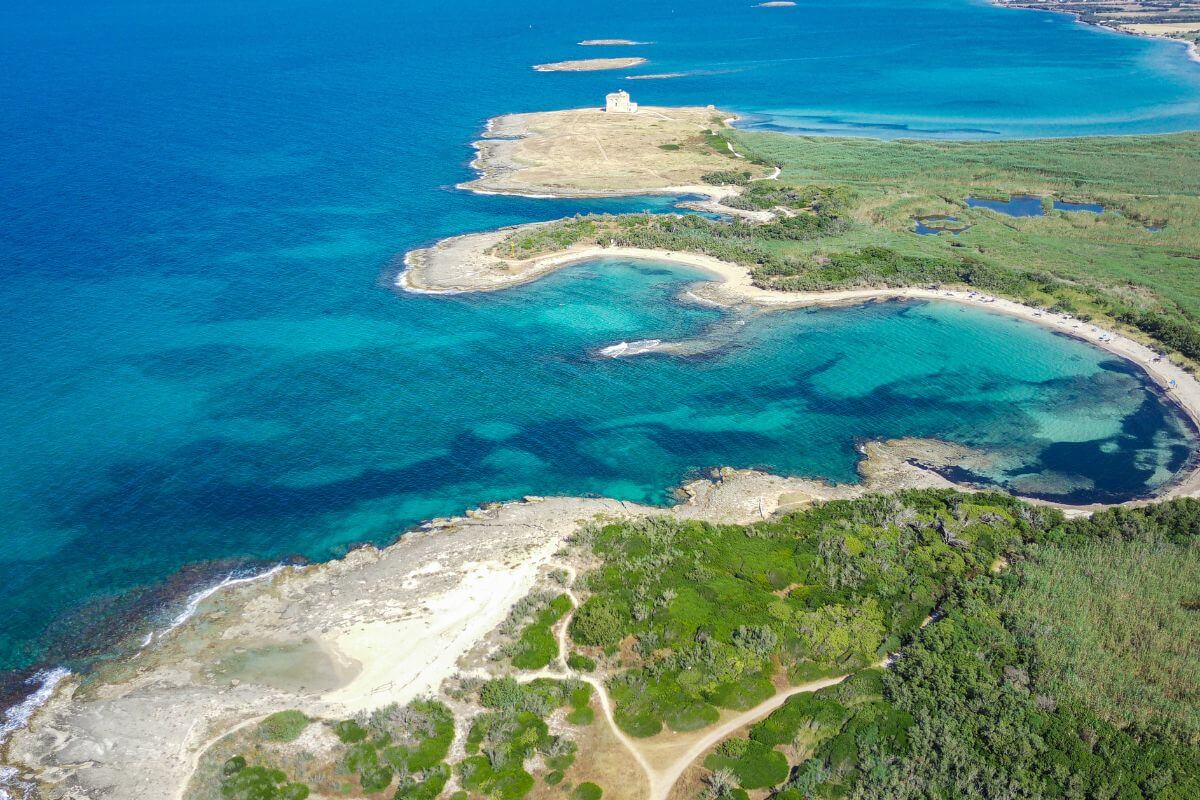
[533, 58, 647, 72]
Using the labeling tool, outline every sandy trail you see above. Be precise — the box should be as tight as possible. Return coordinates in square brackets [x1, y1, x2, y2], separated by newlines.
[648, 673, 853, 800]
[524, 565, 862, 800]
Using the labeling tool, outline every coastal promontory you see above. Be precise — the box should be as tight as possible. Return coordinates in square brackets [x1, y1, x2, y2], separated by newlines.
[461, 104, 770, 198]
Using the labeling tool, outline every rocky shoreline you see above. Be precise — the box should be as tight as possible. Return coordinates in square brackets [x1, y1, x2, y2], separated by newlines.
[1, 448, 970, 799]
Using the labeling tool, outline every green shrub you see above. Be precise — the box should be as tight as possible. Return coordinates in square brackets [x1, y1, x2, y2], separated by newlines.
[545, 770, 565, 785]
[257, 710, 309, 743]
[661, 701, 718, 732]
[395, 766, 450, 800]
[493, 770, 535, 800]
[701, 170, 752, 186]
[380, 700, 455, 772]
[511, 624, 557, 670]
[566, 652, 596, 672]
[510, 594, 572, 670]
[456, 755, 493, 792]
[359, 764, 392, 793]
[566, 706, 595, 726]
[332, 719, 368, 743]
[569, 598, 624, 648]
[220, 763, 309, 800]
[572, 782, 603, 800]
[344, 741, 378, 772]
[704, 739, 789, 790]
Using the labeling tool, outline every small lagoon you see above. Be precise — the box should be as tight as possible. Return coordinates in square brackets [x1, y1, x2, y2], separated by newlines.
[965, 195, 1109, 217]
[1053, 199, 1106, 214]
[913, 215, 971, 235]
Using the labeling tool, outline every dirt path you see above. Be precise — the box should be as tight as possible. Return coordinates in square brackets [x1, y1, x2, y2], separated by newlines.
[647, 673, 852, 799]
[530, 566, 858, 800]
[514, 568, 659, 790]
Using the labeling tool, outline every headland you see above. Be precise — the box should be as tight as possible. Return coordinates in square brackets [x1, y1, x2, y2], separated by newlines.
[460, 106, 771, 200]
[0, 453, 967, 799]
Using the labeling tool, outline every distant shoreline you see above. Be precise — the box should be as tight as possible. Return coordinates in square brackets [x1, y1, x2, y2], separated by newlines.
[992, 0, 1200, 64]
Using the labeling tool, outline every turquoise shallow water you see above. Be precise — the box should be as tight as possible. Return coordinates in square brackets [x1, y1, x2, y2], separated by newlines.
[1, 0, 1199, 679]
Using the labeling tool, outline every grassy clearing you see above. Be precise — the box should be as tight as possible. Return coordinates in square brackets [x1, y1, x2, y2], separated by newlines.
[1005, 538, 1200, 737]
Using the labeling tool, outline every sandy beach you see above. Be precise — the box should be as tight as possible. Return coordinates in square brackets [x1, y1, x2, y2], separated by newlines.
[992, 0, 1200, 64]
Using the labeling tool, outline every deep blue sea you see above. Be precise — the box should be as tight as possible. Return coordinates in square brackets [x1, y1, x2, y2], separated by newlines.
[2, 0, 1199, 687]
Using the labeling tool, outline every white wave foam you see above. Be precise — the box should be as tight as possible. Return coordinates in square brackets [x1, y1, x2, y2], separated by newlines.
[145, 565, 286, 646]
[0, 767, 28, 800]
[598, 339, 662, 358]
[0, 668, 72, 763]
[0, 668, 70, 742]
[0, 765, 37, 800]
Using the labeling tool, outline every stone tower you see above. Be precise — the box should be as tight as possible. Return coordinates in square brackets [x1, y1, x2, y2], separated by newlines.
[605, 90, 638, 113]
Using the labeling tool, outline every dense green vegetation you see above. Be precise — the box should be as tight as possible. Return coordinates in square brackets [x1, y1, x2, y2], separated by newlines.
[702, 170, 753, 186]
[202, 493, 1200, 800]
[683, 497, 1200, 800]
[220, 758, 310, 800]
[566, 651, 596, 672]
[213, 699, 455, 800]
[567, 491, 1044, 737]
[459, 677, 595, 800]
[500, 591, 572, 670]
[721, 183, 854, 216]
[1005, 534, 1200, 738]
[331, 699, 456, 798]
[256, 710, 309, 743]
